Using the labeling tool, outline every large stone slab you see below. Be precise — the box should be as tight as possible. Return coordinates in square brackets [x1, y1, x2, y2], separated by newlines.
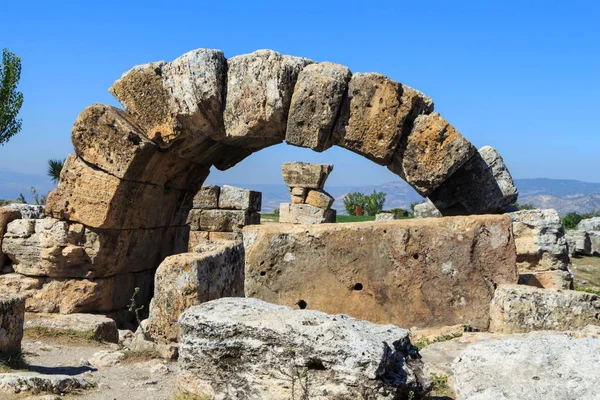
[281, 162, 333, 189]
[218, 185, 261, 212]
[278, 203, 336, 224]
[489, 284, 600, 333]
[388, 112, 476, 196]
[334, 73, 433, 165]
[0, 270, 154, 314]
[72, 104, 209, 190]
[46, 155, 195, 229]
[109, 49, 226, 150]
[0, 295, 25, 355]
[187, 209, 260, 232]
[429, 146, 519, 215]
[244, 216, 517, 330]
[2, 218, 188, 278]
[24, 313, 118, 343]
[508, 209, 570, 273]
[566, 230, 592, 256]
[453, 332, 600, 400]
[177, 298, 431, 399]
[146, 242, 245, 344]
[223, 50, 313, 149]
[576, 216, 600, 231]
[286, 62, 351, 151]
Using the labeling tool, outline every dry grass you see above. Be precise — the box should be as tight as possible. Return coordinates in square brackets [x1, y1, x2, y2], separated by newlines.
[23, 326, 99, 345]
[172, 393, 211, 400]
[121, 349, 162, 364]
[571, 255, 600, 294]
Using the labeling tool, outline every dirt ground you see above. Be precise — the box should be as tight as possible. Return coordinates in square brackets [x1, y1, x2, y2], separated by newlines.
[571, 255, 600, 293]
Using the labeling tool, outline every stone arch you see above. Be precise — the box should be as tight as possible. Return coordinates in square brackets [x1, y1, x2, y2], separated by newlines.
[39, 48, 517, 313]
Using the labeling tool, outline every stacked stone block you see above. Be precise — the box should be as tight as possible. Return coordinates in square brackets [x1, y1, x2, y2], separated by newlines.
[280, 162, 336, 224]
[187, 185, 261, 251]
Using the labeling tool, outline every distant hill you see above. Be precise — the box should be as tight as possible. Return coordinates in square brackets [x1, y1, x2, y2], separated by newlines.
[0, 169, 54, 203]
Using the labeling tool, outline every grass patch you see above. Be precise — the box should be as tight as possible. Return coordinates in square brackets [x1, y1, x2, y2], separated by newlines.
[575, 286, 600, 296]
[413, 331, 464, 351]
[121, 349, 162, 364]
[571, 255, 600, 294]
[429, 373, 455, 398]
[172, 393, 211, 400]
[261, 213, 279, 223]
[24, 326, 98, 344]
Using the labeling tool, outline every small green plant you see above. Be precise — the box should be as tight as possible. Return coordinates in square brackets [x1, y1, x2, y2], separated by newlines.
[273, 207, 280, 215]
[47, 158, 65, 184]
[0, 48, 24, 145]
[128, 287, 145, 326]
[562, 212, 584, 230]
[16, 193, 25, 204]
[575, 286, 600, 296]
[30, 186, 46, 206]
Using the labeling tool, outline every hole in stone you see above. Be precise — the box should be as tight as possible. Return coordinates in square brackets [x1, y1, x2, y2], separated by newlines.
[260, 271, 266, 276]
[353, 283, 363, 291]
[412, 254, 419, 260]
[306, 359, 327, 370]
[297, 300, 307, 309]
[259, 261, 265, 266]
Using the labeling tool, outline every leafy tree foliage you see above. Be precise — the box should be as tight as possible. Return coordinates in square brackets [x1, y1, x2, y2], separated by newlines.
[0, 49, 23, 145]
[47, 158, 64, 184]
[562, 212, 583, 230]
[343, 192, 367, 216]
[364, 190, 387, 216]
[343, 191, 387, 216]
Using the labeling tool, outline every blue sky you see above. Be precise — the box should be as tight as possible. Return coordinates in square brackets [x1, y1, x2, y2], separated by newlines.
[1, 0, 599, 186]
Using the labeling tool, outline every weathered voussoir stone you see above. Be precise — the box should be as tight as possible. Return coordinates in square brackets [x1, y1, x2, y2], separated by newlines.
[508, 209, 570, 273]
[223, 50, 313, 149]
[453, 332, 600, 400]
[0, 295, 25, 355]
[388, 112, 476, 196]
[286, 62, 351, 151]
[177, 298, 431, 399]
[278, 203, 336, 224]
[187, 209, 260, 232]
[24, 313, 118, 343]
[429, 146, 519, 215]
[109, 49, 227, 148]
[46, 155, 195, 229]
[244, 215, 517, 330]
[489, 284, 600, 333]
[334, 73, 434, 165]
[282, 162, 333, 189]
[71, 104, 209, 190]
[576, 217, 600, 232]
[218, 185, 261, 212]
[146, 242, 245, 344]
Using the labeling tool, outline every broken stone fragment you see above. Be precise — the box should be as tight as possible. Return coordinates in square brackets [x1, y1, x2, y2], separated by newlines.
[186, 209, 260, 232]
[428, 145, 518, 215]
[286, 62, 351, 151]
[0, 294, 25, 355]
[565, 230, 592, 256]
[24, 313, 118, 343]
[375, 212, 395, 221]
[177, 298, 432, 398]
[413, 200, 442, 218]
[218, 185, 262, 212]
[278, 203, 336, 224]
[146, 243, 245, 344]
[334, 73, 434, 165]
[282, 162, 333, 189]
[388, 112, 476, 196]
[304, 189, 334, 210]
[223, 50, 313, 150]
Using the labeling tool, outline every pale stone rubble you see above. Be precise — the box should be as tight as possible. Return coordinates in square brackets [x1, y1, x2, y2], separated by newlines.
[280, 162, 336, 224]
[177, 298, 431, 399]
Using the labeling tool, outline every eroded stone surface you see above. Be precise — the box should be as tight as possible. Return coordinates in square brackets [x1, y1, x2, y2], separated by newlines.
[489, 284, 600, 333]
[413, 200, 441, 218]
[0, 207, 21, 266]
[334, 73, 434, 165]
[244, 216, 517, 330]
[278, 203, 336, 224]
[146, 242, 245, 344]
[453, 332, 600, 400]
[177, 298, 431, 399]
[576, 217, 600, 232]
[218, 185, 261, 212]
[0, 372, 94, 394]
[187, 209, 260, 232]
[192, 185, 220, 209]
[282, 162, 333, 189]
[304, 190, 334, 210]
[286, 62, 351, 151]
[389, 112, 476, 196]
[566, 230, 591, 256]
[518, 270, 573, 290]
[0, 294, 25, 354]
[24, 313, 118, 343]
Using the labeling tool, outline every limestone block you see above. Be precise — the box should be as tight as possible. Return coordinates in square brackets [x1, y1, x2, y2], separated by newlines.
[388, 113, 476, 196]
[518, 270, 573, 290]
[291, 195, 304, 204]
[413, 200, 441, 218]
[0, 294, 25, 355]
[286, 62, 351, 151]
[223, 50, 313, 149]
[281, 162, 333, 189]
[218, 185, 261, 212]
[566, 230, 592, 256]
[589, 231, 600, 256]
[429, 146, 519, 215]
[192, 185, 220, 209]
[0, 207, 21, 266]
[508, 209, 570, 273]
[4, 204, 45, 219]
[188, 231, 210, 252]
[24, 313, 118, 343]
[71, 104, 209, 190]
[489, 284, 600, 333]
[243, 215, 517, 330]
[208, 232, 243, 242]
[304, 189, 334, 210]
[2, 218, 188, 278]
[278, 203, 336, 224]
[375, 213, 395, 221]
[0, 372, 93, 394]
[576, 217, 600, 231]
[177, 298, 431, 399]
[453, 331, 600, 400]
[187, 209, 260, 232]
[109, 49, 226, 150]
[334, 73, 434, 165]
[146, 243, 245, 344]
[290, 187, 306, 197]
[45, 155, 195, 229]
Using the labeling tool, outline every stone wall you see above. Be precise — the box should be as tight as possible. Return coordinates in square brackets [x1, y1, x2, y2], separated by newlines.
[244, 215, 518, 330]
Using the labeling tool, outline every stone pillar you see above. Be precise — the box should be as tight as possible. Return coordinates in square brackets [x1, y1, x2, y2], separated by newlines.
[0, 294, 25, 355]
[280, 162, 336, 224]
